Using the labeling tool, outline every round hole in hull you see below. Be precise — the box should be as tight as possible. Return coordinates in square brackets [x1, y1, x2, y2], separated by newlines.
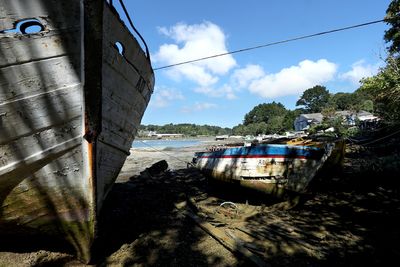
[18, 19, 45, 34]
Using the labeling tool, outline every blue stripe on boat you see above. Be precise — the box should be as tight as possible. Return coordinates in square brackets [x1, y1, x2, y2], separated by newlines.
[195, 144, 325, 160]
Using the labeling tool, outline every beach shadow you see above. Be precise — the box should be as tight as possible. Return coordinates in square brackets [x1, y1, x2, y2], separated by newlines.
[92, 168, 239, 266]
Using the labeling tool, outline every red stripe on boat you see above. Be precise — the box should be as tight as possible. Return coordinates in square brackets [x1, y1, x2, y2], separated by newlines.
[197, 155, 308, 159]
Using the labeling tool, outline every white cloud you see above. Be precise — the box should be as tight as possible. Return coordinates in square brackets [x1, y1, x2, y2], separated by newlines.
[154, 22, 237, 87]
[231, 64, 265, 89]
[181, 102, 217, 113]
[194, 84, 237, 99]
[150, 87, 184, 108]
[248, 59, 337, 98]
[340, 60, 381, 85]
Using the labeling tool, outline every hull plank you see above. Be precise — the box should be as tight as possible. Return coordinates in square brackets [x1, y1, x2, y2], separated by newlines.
[0, 0, 90, 261]
[94, 3, 154, 210]
[0, 84, 82, 144]
[0, 0, 81, 32]
[0, 118, 82, 174]
[0, 0, 154, 262]
[95, 142, 127, 209]
[0, 30, 80, 68]
[0, 57, 80, 103]
[0, 147, 90, 258]
[102, 4, 153, 87]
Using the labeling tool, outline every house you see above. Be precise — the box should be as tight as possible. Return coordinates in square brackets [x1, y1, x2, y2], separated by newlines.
[294, 110, 379, 131]
[331, 110, 380, 126]
[294, 113, 324, 131]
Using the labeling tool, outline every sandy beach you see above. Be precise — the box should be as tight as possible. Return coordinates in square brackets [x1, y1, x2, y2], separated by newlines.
[1, 141, 399, 266]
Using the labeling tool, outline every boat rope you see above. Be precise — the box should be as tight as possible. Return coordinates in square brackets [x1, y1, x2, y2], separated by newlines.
[136, 140, 193, 167]
[347, 125, 400, 147]
[115, 0, 151, 62]
[359, 127, 400, 147]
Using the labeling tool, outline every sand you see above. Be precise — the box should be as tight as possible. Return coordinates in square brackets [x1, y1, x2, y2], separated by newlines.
[1, 141, 400, 266]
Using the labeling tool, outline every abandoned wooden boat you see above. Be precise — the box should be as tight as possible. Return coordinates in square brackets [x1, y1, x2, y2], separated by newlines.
[193, 137, 345, 197]
[0, 0, 154, 262]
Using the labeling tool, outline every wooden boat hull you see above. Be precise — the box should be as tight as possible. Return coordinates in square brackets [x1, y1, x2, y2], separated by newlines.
[193, 140, 345, 197]
[0, 0, 154, 262]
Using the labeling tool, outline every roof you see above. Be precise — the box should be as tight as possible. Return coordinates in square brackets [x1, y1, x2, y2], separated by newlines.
[300, 110, 375, 120]
[299, 113, 324, 122]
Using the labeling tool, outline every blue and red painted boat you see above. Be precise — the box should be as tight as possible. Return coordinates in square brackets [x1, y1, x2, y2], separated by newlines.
[193, 138, 345, 197]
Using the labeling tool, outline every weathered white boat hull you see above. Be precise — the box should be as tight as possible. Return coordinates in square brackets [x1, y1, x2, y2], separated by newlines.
[194, 141, 345, 196]
[0, 0, 154, 262]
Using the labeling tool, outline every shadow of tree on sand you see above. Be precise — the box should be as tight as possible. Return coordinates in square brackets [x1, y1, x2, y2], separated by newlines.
[90, 154, 400, 267]
[93, 169, 242, 266]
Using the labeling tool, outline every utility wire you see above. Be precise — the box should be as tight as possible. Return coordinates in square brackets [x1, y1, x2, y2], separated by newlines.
[154, 19, 386, 71]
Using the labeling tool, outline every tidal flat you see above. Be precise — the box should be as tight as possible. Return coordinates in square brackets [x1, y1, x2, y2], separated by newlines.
[1, 141, 399, 266]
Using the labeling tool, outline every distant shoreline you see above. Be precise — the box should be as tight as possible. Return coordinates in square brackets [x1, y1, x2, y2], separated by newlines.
[133, 136, 226, 149]
[135, 135, 215, 141]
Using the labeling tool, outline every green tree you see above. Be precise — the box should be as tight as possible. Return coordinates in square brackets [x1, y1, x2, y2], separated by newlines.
[265, 116, 285, 134]
[139, 123, 232, 136]
[232, 124, 251, 136]
[281, 109, 302, 132]
[243, 102, 287, 125]
[330, 92, 358, 110]
[296, 85, 330, 113]
[352, 0, 400, 123]
[384, 0, 400, 56]
[358, 99, 374, 113]
[358, 56, 400, 122]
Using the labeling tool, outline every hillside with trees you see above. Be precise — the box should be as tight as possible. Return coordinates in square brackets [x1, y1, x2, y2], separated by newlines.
[139, 123, 231, 137]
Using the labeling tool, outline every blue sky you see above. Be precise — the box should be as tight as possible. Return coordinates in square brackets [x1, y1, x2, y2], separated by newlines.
[117, 0, 391, 128]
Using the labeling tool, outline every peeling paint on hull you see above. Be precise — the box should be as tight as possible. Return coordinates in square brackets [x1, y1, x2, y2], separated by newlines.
[0, 0, 154, 262]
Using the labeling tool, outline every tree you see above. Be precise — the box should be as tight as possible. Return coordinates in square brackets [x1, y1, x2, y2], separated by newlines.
[358, 99, 374, 113]
[296, 85, 330, 113]
[243, 102, 287, 125]
[282, 109, 302, 131]
[352, 0, 400, 123]
[139, 123, 232, 136]
[265, 116, 285, 134]
[384, 0, 400, 56]
[330, 92, 358, 111]
[358, 56, 400, 122]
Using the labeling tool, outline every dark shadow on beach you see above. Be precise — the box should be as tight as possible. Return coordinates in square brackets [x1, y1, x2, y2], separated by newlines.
[92, 167, 240, 266]
[91, 143, 400, 266]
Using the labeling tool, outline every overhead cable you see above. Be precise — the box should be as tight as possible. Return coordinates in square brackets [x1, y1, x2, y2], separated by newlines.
[154, 19, 386, 71]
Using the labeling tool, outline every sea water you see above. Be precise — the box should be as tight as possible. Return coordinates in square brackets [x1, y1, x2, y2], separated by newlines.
[132, 139, 201, 149]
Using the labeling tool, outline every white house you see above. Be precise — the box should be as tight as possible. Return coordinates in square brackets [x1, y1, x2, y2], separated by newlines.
[294, 110, 379, 131]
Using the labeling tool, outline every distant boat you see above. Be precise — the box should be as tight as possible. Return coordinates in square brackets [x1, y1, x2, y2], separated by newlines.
[192, 137, 345, 197]
[215, 135, 229, 140]
[0, 0, 154, 262]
